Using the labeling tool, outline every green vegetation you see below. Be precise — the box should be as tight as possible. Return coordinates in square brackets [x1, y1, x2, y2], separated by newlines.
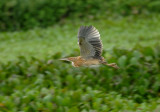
[0, 15, 160, 111]
[0, 15, 160, 63]
[1, 0, 160, 111]
[0, 45, 160, 111]
[1, 0, 160, 31]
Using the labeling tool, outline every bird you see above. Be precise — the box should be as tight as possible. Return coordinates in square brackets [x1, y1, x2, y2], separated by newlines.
[60, 25, 119, 69]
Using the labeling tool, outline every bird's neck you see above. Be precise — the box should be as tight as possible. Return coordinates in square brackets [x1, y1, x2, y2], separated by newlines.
[68, 56, 82, 62]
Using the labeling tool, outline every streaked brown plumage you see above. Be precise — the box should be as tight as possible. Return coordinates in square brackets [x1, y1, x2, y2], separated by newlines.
[60, 25, 119, 69]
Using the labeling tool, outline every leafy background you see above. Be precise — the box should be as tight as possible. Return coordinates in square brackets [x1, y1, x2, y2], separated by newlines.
[0, 0, 160, 111]
[1, 0, 160, 31]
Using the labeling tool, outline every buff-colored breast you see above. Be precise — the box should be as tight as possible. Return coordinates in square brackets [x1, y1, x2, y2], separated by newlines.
[73, 57, 100, 67]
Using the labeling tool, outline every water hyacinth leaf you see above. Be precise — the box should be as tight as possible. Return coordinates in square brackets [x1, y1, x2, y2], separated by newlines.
[43, 94, 53, 102]
[68, 107, 79, 112]
[132, 50, 142, 59]
[118, 55, 127, 67]
[130, 57, 139, 65]
[55, 96, 63, 105]
[141, 47, 154, 56]
[61, 97, 71, 106]
[0, 45, 160, 111]
[93, 102, 101, 110]
[145, 56, 153, 61]
[72, 90, 82, 101]
[66, 75, 75, 85]
[52, 52, 62, 59]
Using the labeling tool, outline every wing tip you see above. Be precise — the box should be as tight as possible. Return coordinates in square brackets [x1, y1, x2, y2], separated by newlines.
[79, 25, 94, 29]
[78, 25, 99, 38]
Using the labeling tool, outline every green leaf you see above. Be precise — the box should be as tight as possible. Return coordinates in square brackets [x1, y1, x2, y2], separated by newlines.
[118, 55, 127, 67]
[130, 57, 139, 65]
[68, 107, 79, 112]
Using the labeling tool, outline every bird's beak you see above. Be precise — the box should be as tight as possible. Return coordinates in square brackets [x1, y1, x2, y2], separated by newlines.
[59, 58, 70, 61]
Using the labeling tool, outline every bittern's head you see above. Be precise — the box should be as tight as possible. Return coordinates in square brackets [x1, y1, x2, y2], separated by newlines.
[67, 57, 77, 62]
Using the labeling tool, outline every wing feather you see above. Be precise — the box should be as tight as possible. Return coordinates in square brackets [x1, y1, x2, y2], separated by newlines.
[77, 25, 103, 59]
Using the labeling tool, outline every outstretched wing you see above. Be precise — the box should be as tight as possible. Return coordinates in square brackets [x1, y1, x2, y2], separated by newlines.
[78, 25, 103, 59]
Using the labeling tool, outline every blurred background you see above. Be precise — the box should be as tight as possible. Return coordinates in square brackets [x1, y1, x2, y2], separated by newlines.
[0, 0, 160, 111]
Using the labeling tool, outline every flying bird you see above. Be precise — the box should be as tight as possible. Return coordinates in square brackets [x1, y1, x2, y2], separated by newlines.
[60, 26, 119, 69]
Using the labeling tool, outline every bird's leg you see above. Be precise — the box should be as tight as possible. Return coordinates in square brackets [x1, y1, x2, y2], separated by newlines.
[102, 62, 119, 69]
[107, 63, 119, 69]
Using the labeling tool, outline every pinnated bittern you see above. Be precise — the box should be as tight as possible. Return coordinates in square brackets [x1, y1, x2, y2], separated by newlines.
[60, 26, 119, 69]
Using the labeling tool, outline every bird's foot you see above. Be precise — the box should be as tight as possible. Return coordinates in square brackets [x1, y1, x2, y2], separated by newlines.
[106, 63, 119, 69]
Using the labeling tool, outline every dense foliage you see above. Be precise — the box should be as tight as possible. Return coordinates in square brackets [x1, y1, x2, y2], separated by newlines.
[1, 2, 160, 110]
[1, 0, 160, 31]
[1, 15, 160, 63]
[0, 45, 159, 111]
